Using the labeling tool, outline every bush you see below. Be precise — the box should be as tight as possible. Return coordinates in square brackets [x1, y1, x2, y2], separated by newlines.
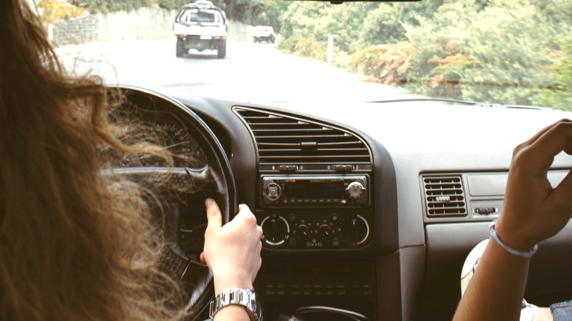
[277, 34, 337, 64]
[279, 0, 572, 108]
[533, 36, 572, 111]
[39, 0, 88, 22]
[347, 43, 415, 85]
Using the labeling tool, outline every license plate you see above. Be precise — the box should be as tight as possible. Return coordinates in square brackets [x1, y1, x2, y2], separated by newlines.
[200, 35, 212, 40]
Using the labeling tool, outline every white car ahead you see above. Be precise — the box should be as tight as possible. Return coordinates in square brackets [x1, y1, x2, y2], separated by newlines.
[173, 0, 228, 58]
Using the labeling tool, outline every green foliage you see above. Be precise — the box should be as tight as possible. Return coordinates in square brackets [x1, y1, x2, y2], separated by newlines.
[277, 34, 333, 62]
[68, 0, 155, 14]
[533, 36, 572, 111]
[280, 2, 368, 52]
[39, 0, 88, 22]
[155, 0, 190, 10]
[347, 42, 415, 84]
[279, 0, 572, 109]
[63, 0, 289, 32]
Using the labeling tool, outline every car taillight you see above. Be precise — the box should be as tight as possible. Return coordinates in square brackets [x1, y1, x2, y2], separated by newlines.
[176, 34, 182, 38]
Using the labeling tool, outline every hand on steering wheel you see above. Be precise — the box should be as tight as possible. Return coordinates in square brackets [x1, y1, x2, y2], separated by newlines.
[200, 199, 263, 296]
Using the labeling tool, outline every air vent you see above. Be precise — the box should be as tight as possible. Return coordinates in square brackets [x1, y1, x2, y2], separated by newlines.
[423, 176, 467, 216]
[234, 107, 372, 173]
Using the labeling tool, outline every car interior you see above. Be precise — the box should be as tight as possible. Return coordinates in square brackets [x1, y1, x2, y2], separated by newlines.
[114, 84, 572, 321]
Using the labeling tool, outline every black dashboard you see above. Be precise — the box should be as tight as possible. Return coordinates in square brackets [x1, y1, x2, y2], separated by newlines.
[130, 89, 572, 321]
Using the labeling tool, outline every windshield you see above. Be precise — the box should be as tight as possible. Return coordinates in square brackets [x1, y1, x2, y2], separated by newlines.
[42, 0, 572, 110]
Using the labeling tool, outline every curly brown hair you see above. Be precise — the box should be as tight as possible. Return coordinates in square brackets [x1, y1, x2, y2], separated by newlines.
[0, 1, 187, 320]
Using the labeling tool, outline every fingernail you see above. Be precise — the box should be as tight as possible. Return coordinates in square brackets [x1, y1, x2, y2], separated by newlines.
[205, 198, 214, 208]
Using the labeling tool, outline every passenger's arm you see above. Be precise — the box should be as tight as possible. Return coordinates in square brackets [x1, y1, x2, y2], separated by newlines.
[201, 199, 263, 321]
[453, 119, 572, 321]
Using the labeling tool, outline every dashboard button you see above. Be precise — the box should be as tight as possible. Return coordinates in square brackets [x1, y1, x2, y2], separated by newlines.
[314, 284, 322, 289]
[362, 283, 372, 289]
[291, 283, 301, 289]
[291, 290, 301, 296]
[325, 284, 334, 289]
[326, 290, 335, 296]
[332, 238, 340, 247]
[303, 291, 312, 295]
[363, 290, 373, 296]
[303, 284, 311, 289]
[266, 283, 275, 289]
[352, 290, 362, 296]
[351, 283, 360, 289]
[314, 291, 323, 296]
[266, 290, 275, 296]
[276, 290, 286, 295]
[337, 290, 346, 295]
[276, 283, 285, 289]
[336, 284, 346, 289]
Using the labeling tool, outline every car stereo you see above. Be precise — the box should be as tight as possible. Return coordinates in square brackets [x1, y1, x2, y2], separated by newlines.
[261, 175, 369, 207]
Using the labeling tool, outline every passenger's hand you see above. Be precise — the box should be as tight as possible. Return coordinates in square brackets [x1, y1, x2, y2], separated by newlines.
[200, 199, 263, 296]
[497, 119, 572, 251]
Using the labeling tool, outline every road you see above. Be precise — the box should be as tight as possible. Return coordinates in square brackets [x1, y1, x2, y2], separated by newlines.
[56, 39, 417, 105]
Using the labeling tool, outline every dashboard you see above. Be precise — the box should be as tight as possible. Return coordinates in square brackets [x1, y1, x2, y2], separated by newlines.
[129, 89, 572, 321]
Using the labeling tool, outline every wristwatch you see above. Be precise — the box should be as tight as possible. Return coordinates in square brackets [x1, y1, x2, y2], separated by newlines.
[209, 288, 262, 321]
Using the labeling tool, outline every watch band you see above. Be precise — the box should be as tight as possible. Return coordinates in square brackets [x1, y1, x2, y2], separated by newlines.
[209, 288, 262, 321]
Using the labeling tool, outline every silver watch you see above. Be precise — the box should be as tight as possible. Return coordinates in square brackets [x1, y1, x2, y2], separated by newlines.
[209, 288, 262, 321]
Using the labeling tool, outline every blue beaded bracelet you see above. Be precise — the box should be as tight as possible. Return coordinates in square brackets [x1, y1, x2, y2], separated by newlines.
[489, 220, 538, 258]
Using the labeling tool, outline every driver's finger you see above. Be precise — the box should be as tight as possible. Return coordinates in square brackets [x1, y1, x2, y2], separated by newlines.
[206, 198, 222, 228]
[200, 252, 206, 263]
[521, 121, 572, 171]
[515, 119, 571, 153]
[238, 203, 252, 216]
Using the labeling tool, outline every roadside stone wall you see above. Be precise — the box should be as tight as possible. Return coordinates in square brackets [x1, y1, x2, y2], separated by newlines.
[49, 7, 253, 47]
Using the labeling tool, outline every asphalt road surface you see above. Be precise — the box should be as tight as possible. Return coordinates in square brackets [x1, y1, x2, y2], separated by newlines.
[56, 39, 418, 105]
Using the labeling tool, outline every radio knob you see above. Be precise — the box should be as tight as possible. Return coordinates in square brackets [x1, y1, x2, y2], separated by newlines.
[264, 183, 282, 201]
[296, 224, 309, 237]
[261, 215, 289, 246]
[319, 224, 331, 237]
[346, 181, 366, 200]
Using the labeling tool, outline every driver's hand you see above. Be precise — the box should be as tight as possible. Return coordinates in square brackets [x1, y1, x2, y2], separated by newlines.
[200, 199, 263, 296]
[496, 119, 572, 251]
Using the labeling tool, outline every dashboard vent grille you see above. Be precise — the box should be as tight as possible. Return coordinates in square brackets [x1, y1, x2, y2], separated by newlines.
[234, 107, 372, 173]
[423, 176, 467, 216]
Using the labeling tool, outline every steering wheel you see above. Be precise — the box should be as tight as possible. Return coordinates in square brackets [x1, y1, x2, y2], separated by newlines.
[105, 86, 238, 320]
